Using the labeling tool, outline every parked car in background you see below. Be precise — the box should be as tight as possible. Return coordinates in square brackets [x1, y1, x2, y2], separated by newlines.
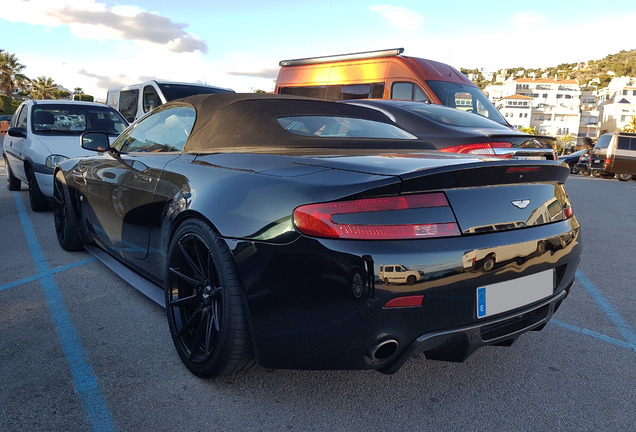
[275, 48, 511, 127]
[107, 80, 234, 123]
[3, 100, 128, 210]
[53, 93, 580, 378]
[558, 149, 589, 174]
[345, 99, 557, 159]
[0, 115, 12, 147]
[379, 265, 425, 285]
[590, 132, 636, 181]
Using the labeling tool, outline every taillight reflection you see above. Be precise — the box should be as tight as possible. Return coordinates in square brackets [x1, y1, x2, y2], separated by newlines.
[293, 193, 461, 240]
[439, 142, 513, 157]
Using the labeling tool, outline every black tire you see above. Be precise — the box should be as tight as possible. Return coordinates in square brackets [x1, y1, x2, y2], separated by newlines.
[601, 173, 615, 179]
[5, 158, 21, 191]
[406, 275, 416, 285]
[53, 171, 83, 251]
[26, 167, 49, 211]
[384, 278, 389, 285]
[166, 219, 254, 378]
[617, 173, 632, 182]
[569, 163, 579, 174]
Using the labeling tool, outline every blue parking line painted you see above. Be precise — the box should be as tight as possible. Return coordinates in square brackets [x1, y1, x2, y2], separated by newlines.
[12, 192, 117, 432]
[575, 269, 636, 345]
[0, 258, 95, 292]
[551, 319, 636, 353]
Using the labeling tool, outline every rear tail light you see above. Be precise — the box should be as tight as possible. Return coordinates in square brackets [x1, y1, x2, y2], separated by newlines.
[293, 193, 461, 240]
[604, 158, 611, 165]
[439, 142, 513, 157]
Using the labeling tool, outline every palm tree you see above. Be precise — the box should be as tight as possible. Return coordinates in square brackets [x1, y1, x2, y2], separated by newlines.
[0, 51, 30, 97]
[30, 76, 58, 100]
[74, 87, 84, 95]
[621, 116, 636, 133]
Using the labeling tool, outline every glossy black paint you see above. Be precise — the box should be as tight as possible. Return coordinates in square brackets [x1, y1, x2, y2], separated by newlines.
[345, 99, 557, 158]
[56, 94, 581, 373]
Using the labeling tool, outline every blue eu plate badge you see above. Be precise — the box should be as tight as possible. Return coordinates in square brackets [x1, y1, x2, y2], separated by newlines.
[477, 287, 487, 318]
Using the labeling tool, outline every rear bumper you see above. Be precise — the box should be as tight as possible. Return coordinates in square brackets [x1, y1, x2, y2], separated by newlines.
[380, 286, 570, 374]
[228, 216, 581, 372]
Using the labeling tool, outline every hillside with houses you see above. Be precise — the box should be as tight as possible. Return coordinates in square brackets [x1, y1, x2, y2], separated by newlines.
[464, 50, 636, 148]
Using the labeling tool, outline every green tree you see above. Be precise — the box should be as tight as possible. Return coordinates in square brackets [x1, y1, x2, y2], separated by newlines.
[30, 76, 58, 99]
[74, 87, 84, 96]
[0, 51, 30, 98]
[557, 134, 575, 156]
[518, 126, 538, 135]
[621, 116, 636, 133]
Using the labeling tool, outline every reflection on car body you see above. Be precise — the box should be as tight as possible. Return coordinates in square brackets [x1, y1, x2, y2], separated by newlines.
[52, 94, 581, 379]
[379, 265, 425, 285]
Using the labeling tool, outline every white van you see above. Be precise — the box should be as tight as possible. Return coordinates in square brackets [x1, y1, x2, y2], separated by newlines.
[106, 80, 234, 123]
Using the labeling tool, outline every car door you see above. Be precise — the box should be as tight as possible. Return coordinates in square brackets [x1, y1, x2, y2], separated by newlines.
[81, 105, 195, 260]
[3, 103, 29, 181]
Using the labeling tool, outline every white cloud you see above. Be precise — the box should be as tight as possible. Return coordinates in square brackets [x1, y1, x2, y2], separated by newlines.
[8, 0, 207, 53]
[369, 5, 423, 31]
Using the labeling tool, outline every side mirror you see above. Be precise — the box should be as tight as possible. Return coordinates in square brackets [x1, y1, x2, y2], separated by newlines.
[81, 132, 110, 152]
[8, 127, 27, 138]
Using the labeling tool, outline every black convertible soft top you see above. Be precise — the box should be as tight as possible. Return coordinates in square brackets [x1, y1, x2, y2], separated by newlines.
[166, 93, 437, 154]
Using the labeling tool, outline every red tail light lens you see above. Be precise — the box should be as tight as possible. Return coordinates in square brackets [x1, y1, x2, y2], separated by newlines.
[439, 142, 513, 157]
[293, 193, 461, 240]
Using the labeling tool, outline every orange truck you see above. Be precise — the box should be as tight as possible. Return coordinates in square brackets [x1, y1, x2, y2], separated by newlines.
[274, 48, 508, 126]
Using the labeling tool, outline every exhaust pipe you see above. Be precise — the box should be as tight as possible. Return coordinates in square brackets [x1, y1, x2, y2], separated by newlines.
[365, 338, 399, 366]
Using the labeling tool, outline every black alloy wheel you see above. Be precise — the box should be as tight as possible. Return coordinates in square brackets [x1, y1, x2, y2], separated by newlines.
[26, 167, 49, 211]
[5, 158, 21, 191]
[53, 171, 83, 251]
[166, 219, 254, 378]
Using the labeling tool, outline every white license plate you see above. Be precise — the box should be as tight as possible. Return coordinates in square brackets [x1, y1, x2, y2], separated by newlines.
[594, 159, 601, 163]
[476, 270, 553, 319]
[513, 156, 543, 160]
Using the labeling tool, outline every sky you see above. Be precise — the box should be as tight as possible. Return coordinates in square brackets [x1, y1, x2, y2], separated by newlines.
[1, 0, 635, 101]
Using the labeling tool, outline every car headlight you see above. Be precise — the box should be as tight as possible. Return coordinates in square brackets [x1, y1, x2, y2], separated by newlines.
[45, 154, 69, 169]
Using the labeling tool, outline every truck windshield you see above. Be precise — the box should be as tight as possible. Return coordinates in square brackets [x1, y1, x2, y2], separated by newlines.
[426, 80, 508, 127]
[157, 83, 234, 101]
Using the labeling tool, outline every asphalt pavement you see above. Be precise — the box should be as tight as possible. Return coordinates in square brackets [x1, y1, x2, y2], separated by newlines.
[1, 157, 634, 432]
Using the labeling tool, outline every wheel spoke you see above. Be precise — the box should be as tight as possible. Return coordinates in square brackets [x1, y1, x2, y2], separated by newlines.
[168, 267, 199, 287]
[190, 308, 210, 355]
[178, 240, 205, 280]
[168, 293, 198, 308]
[177, 307, 202, 338]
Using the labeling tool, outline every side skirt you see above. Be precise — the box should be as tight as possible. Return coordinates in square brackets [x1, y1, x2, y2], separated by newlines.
[85, 245, 165, 307]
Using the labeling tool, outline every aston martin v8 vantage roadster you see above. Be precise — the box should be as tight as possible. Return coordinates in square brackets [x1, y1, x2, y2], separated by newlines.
[53, 94, 581, 378]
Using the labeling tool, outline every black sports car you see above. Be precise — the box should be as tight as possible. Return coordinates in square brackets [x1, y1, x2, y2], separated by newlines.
[345, 99, 557, 160]
[53, 94, 581, 378]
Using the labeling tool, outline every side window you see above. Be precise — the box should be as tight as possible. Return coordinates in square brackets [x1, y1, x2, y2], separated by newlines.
[15, 105, 28, 128]
[391, 82, 430, 102]
[143, 85, 161, 113]
[617, 137, 630, 150]
[115, 106, 195, 153]
[340, 84, 372, 100]
[279, 86, 327, 100]
[119, 90, 139, 123]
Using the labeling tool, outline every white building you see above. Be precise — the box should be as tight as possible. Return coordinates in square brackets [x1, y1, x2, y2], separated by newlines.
[498, 94, 533, 129]
[596, 76, 636, 133]
[487, 78, 581, 140]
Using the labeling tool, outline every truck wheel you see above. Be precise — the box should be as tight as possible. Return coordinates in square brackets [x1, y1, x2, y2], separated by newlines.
[617, 173, 632, 181]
